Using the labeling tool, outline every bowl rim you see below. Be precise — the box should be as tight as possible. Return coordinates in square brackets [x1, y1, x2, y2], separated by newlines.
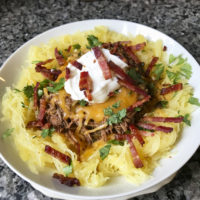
[0, 19, 200, 200]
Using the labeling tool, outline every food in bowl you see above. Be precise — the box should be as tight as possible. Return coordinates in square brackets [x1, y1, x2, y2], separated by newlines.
[1, 26, 199, 187]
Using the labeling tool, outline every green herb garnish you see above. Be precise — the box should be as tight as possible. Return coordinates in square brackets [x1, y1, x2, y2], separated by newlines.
[63, 161, 73, 176]
[107, 140, 124, 146]
[79, 99, 88, 107]
[37, 89, 43, 97]
[99, 144, 111, 160]
[41, 128, 55, 138]
[2, 128, 14, 139]
[23, 85, 34, 99]
[188, 97, 200, 106]
[107, 109, 127, 125]
[73, 44, 81, 50]
[152, 64, 164, 81]
[112, 101, 120, 109]
[47, 78, 65, 93]
[86, 35, 102, 49]
[104, 107, 113, 116]
[134, 107, 141, 112]
[39, 79, 50, 88]
[127, 68, 145, 84]
[180, 63, 192, 79]
[13, 88, 21, 93]
[159, 100, 168, 108]
[32, 60, 42, 64]
[182, 114, 191, 126]
[21, 102, 28, 108]
[169, 54, 176, 64]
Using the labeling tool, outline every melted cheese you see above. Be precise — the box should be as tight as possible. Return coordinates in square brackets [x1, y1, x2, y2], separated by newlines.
[76, 87, 137, 122]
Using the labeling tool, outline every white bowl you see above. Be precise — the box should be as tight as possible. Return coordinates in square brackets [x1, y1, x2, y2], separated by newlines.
[0, 19, 200, 200]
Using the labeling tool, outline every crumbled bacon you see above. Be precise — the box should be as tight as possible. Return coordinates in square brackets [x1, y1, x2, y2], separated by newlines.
[142, 116, 184, 123]
[37, 97, 46, 122]
[53, 173, 80, 187]
[127, 136, 144, 168]
[137, 122, 173, 133]
[163, 46, 167, 51]
[79, 71, 93, 101]
[123, 46, 141, 64]
[127, 95, 150, 112]
[65, 68, 70, 80]
[55, 48, 65, 66]
[66, 45, 72, 52]
[145, 57, 159, 76]
[45, 145, 71, 164]
[92, 46, 112, 80]
[108, 61, 135, 84]
[26, 120, 43, 129]
[160, 83, 183, 95]
[35, 65, 61, 81]
[130, 42, 146, 52]
[33, 82, 40, 109]
[71, 60, 83, 70]
[129, 124, 145, 146]
[118, 78, 148, 97]
[36, 59, 54, 67]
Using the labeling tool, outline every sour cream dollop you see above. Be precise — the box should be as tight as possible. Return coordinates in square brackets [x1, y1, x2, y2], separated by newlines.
[64, 48, 127, 103]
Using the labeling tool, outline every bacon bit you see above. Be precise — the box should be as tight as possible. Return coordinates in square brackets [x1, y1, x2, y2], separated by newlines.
[53, 173, 80, 187]
[145, 57, 159, 76]
[118, 78, 148, 97]
[71, 60, 83, 70]
[35, 65, 61, 81]
[129, 124, 145, 146]
[108, 91, 115, 97]
[37, 97, 46, 122]
[163, 46, 167, 51]
[162, 83, 171, 87]
[65, 68, 70, 80]
[79, 71, 93, 101]
[45, 145, 71, 164]
[130, 42, 146, 52]
[36, 59, 54, 67]
[26, 120, 43, 129]
[160, 83, 183, 95]
[42, 122, 51, 129]
[108, 61, 135, 84]
[123, 46, 141, 64]
[33, 82, 40, 109]
[127, 136, 144, 168]
[127, 95, 150, 112]
[137, 122, 173, 133]
[142, 116, 184, 123]
[66, 45, 72, 52]
[139, 131, 155, 137]
[55, 48, 65, 66]
[92, 46, 112, 80]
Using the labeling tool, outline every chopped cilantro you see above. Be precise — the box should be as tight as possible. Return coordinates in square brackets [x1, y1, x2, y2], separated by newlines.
[127, 68, 145, 84]
[177, 55, 186, 65]
[21, 102, 28, 108]
[32, 60, 42, 64]
[180, 63, 192, 79]
[79, 99, 87, 106]
[104, 107, 113, 116]
[169, 54, 176, 64]
[23, 85, 34, 99]
[47, 78, 65, 93]
[107, 140, 124, 146]
[107, 109, 127, 125]
[73, 43, 81, 50]
[41, 128, 55, 138]
[134, 107, 141, 112]
[39, 79, 50, 88]
[37, 89, 43, 97]
[188, 96, 200, 106]
[2, 128, 14, 139]
[86, 35, 102, 49]
[112, 101, 120, 109]
[152, 64, 164, 81]
[63, 161, 73, 176]
[13, 88, 21, 93]
[32, 135, 37, 139]
[58, 50, 64, 57]
[99, 144, 111, 160]
[182, 114, 191, 126]
[159, 100, 168, 108]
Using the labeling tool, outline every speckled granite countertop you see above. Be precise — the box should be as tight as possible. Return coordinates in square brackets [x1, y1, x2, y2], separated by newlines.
[0, 0, 200, 199]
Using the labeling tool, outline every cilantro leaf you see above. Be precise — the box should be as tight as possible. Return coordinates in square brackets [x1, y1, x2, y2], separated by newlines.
[39, 79, 50, 88]
[134, 107, 141, 112]
[86, 35, 102, 49]
[180, 63, 192, 79]
[158, 100, 168, 108]
[47, 78, 65, 93]
[63, 162, 73, 176]
[99, 144, 111, 160]
[23, 85, 34, 99]
[79, 99, 88, 106]
[107, 140, 124, 146]
[152, 64, 164, 81]
[13, 88, 21, 93]
[127, 68, 145, 84]
[182, 114, 191, 126]
[169, 54, 176, 64]
[188, 97, 200, 106]
[118, 109, 127, 120]
[107, 109, 127, 125]
[177, 55, 186, 65]
[73, 44, 81, 50]
[21, 102, 28, 108]
[41, 128, 55, 138]
[2, 128, 14, 139]
[112, 101, 120, 109]
[32, 60, 42, 64]
[104, 107, 113, 116]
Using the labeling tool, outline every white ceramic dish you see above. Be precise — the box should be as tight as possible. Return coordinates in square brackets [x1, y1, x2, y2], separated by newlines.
[0, 19, 200, 200]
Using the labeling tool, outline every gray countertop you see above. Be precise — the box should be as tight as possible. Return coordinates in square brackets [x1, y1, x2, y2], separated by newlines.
[0, 0, 200, 199]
